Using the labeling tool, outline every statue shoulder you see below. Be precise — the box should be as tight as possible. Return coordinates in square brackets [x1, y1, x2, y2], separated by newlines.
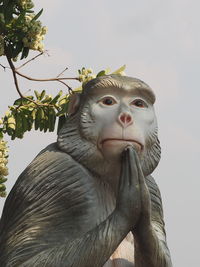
[21, 142, 90, 182]
[0, 142, 96, 233]
[5, 142, 94, 209]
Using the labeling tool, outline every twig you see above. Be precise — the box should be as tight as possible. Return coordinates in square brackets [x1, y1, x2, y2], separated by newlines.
[5, 50, 78, 104]
[15, 69, 79, 82]
[16, 52, 44, 70]
[0, 63, 9, 71]
[15, 69, 78, 94]
[57, 80, 73, 94]
[57, 67, 68, 78]
[5, 53, 55, 108]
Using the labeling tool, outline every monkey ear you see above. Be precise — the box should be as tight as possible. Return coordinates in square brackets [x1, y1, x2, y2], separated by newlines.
[68, 93, 81, 116]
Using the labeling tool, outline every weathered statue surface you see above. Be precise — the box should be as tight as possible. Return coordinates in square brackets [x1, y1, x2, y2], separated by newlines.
[0, 75, 172, 266]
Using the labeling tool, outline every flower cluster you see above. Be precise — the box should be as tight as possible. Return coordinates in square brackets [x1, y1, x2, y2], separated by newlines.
[0, 1, 47, 59]
[17, 0, 34, 10]
[78, 65, 126, 87]
[78, 68, 96, 85]
[21, 15, 47, 52]
[0, 35, 5, 56]
[0, 138, 8, 197]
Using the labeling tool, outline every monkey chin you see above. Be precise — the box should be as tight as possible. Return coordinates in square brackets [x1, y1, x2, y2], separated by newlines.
[100, 139, 142, 161]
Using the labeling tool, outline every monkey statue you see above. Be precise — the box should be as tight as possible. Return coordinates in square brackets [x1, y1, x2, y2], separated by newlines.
[0, 75, 172, 266]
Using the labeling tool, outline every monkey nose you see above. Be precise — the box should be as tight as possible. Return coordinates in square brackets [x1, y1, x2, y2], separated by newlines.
[118, 112, 133, 127]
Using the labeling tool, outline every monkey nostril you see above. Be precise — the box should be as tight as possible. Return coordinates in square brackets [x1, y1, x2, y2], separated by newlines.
[119, 113, 133, 126]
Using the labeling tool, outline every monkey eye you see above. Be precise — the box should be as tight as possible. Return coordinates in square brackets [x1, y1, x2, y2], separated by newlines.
[99, 96, 117, 106]
[131, 99, 147, 108]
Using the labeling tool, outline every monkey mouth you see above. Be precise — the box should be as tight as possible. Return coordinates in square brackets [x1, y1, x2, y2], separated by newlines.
[101, 139, 143, 151]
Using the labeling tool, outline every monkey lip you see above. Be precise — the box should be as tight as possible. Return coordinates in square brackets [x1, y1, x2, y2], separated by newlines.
[101, 139, 143, 151]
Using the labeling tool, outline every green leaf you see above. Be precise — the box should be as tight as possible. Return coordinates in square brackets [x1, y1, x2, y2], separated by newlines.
[13, 96, 34, 106]
[41, 95, 52, 103]
[21, 112, 29, 132]
[31, 109, 36, 120]
[40, 90, 46, 100]
[13, 97, 27, 105]
[31, 8, 43, 22]
[15, 11, 26, 26]
[13, 98, 23, 105]
[0, 184, 6, 191]
[96, 70, 106, 77]
[43, 118, 49, 133]
[0, 191, 7, 197]
[25, 10, 34, 14]
[56, 103, 68, 117]
[13, 41, 24, 58]
[39, 108, 45, 120]
[112, 64, 126, 75]
[14, 112, 24, 139]
[50, 90, 62, 105]
[34, 90, 40, 100]
[34, 108, 45, 131]
[58, 95, 68, 106]
[21, 47, 30, 59]
[34, 111, 40, 130]
[48, 108, 56, 132]
[0, 178, 7, 184]
[39, 120, 44, 131]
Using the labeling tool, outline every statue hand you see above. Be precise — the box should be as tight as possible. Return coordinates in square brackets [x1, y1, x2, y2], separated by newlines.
[130, 147, 152, 234]
[115, 146, 142, 228]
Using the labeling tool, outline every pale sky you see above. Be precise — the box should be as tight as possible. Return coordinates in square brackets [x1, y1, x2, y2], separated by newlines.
[1, 0, 200, 266]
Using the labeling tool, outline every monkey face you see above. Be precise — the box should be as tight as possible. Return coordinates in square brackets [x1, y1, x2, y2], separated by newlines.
[58, 75, 161, 177]
[89, 90, 156, 161]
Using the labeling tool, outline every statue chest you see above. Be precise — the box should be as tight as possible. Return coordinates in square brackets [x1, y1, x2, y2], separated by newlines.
[103, 232, 135, 267]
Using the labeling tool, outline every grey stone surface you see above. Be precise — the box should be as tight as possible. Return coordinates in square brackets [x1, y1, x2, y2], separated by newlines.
[0, 75, 172, 266]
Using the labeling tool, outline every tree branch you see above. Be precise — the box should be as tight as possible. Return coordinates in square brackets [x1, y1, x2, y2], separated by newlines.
[5, 53, 58, 108]
[16, 52, 45, 70]
[15, 69, 79, 82]
[5, 54, 24, 98]
[4, 49, 78, 104]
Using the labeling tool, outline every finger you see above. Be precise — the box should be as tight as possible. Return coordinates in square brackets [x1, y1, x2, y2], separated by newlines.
[119, 147, 130, 190]
[121, 147, 141, 226]
[126, 147, 139, 188]
[126, 147, 141, 207]
[131, 148, 146, 189]
[134, 154, 151, 214]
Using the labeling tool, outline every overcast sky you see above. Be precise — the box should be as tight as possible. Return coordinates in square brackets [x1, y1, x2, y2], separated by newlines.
[1, 0, 200, 266]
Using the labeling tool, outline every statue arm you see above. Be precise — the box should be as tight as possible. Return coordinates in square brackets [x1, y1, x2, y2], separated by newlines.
[133, 175, 173, 267]
[0, 145, 134, 267]
[19, 212, 130, 267]
[17, 148, 142, 267]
